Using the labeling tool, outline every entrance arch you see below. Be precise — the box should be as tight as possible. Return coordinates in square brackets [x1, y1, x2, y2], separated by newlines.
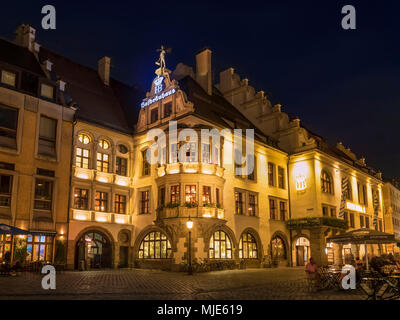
[271, 235, 287, 264]
[75, 230, 112, 269]
[295, 237, 310, 266]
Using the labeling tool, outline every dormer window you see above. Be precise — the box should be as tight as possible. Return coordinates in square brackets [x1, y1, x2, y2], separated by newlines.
[40, 83, 54, 100]
[1, 70, 16, 87]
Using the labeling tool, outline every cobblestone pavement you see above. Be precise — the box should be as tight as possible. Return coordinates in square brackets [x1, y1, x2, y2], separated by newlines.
[0, 267, 365, 300]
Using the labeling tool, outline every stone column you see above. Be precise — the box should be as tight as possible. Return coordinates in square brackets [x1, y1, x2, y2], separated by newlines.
[309, 228, 328, 266]
[333, 243, 343, 265]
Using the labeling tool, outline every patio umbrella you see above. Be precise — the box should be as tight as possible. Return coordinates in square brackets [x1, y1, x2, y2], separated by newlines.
[326, 228, 396, 270]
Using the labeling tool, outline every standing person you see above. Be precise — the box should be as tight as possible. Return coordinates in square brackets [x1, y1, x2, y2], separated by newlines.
[305, 257, 321, 288]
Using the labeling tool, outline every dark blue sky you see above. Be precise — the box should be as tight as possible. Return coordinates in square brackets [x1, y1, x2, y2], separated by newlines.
[2, 0, 399, 179]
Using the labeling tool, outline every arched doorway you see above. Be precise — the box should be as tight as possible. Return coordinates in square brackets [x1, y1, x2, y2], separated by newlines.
[271, 236, 287, 266]
[75, 231, 112, 269]
[295, 237, 310, 266]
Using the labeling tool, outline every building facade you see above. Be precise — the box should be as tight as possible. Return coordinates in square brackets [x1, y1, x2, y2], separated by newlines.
[383, 180, 400, 253]
[0, 24, 391, 270]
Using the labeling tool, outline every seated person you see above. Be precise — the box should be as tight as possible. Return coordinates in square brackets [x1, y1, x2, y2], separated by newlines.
[305, 257, 321, 288]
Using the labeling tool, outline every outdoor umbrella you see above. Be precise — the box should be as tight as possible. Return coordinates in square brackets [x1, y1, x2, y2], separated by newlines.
[326, 228, 396, 270]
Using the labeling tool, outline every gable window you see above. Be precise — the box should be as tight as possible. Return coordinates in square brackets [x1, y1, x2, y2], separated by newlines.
[321, 170, 333, 194]
[74, 188, 88, 210]
[164, 102, 172, 118]
[116, 157, 127, 176]
[235, 191, 244, 215]
[34, 179, 53, 211]
[38, 116, 57, 157]
[278, 166, 285, 189]
[115, 194, 126, 214]
[170, 185, 180, 204]
[268, 162, 275, 187]
[0, 175, 12, 207]
[40, 83, 54, 100]
[0, 105, 18, 149]
[142, 150, 150, 176]
[185, 185, 196, 204]
[95, 191, 108, 212]
[140, 190, 150, 214]
[97, 152, 109, 173]
[1, 70, 16, 87]
[150, 108, 159, 124]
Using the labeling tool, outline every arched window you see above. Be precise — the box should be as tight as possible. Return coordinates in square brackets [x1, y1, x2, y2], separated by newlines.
[321, 170, 333, 194]
[271, 236, 287, 260]
[209, 230, 232, 259]
[239, 233, 258, 259]
[97, 139, 111, 173]
[98, 139, 110, 150]
[76, 133, 91, 169]
[138, 231, 172, 259]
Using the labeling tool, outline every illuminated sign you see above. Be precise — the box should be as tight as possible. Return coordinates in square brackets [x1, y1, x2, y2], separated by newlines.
[296, 175, 307, 191]
[346, 202, 366, 213]
[141, 88, 176, 108]
[154, 76, 164, 94]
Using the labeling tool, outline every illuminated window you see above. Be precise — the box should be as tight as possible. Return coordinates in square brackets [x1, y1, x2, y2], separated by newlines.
[97, 153, 109, 172]
[98, 139, 110, 150]
[0, 175, 12, 207]
[76, 147, 90, 169]
[78, 134, 91, 145]
[239, 233, 258, 259]
[357, 183, 368, 205]
[0, 234, 12, 260]
[185, 185, 196, 204]
[271, 236, 287, 260]
[40, 83, 54, 99]
[184, 142, 197, 162]
[209, 230, 232, 259]
[95, 191, 108, 212]
[235, 191, 244, 214]
[138, 231, 172, 259]
[202, 143, 211, 164]
[202, 186, 211, 204]
[115, 194, 126, 214]
[140, 190, 150, 214]
[26, 235, 53, 262]
[170, 185, 180, 204]
[321, 170, 333, 194]
[34, 179, 53, 210]
[248, 194, 257, 216]
[1, 70, 16, 87]
[268, 162, 275, 186]
[74, 188, 88, 210]
[116, 157, 127, 176]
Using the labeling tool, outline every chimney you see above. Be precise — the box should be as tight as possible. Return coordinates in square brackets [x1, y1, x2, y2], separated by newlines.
[15, 24, 36, 51]
[98, 56, 111, 86]
[195, 49, 212, 95]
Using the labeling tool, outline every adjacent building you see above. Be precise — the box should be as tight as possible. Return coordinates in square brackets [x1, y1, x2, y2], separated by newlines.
[383, 180, 400, 253]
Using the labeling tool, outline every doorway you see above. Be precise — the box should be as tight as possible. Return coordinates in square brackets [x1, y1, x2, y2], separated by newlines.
[119, 246, 129, 268]
[295, 237, 310, 266]
[75, 231, 112, 269]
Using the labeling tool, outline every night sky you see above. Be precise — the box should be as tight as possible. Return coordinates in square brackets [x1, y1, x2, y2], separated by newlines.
[1, 0, 399, 179]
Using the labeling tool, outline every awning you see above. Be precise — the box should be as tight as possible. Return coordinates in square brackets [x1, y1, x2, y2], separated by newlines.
[0, 224, 57, 236]
[326, 228, 396, 244]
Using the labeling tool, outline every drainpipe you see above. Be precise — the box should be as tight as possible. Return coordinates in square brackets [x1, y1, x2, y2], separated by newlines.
[287, 156, 293, 267]
[65, 115, 77, 269]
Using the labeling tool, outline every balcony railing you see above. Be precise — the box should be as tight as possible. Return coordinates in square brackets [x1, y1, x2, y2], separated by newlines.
[157, 163, 224, 177]
[71, 209, 132, 225]
[158, 206, 225, 220]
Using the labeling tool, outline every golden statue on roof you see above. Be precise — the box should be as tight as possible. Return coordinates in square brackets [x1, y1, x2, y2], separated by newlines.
[155, 45, 171, 74]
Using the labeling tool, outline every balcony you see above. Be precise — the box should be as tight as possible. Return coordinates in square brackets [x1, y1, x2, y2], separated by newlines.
[74, 167, 131, 186]
[157, 163, 224, 177]
[71, 209, 132, 225]
[158, 206, 225, 220]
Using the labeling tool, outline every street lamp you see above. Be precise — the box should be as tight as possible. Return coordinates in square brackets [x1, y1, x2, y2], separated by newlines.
[186, 216, 193, 275]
